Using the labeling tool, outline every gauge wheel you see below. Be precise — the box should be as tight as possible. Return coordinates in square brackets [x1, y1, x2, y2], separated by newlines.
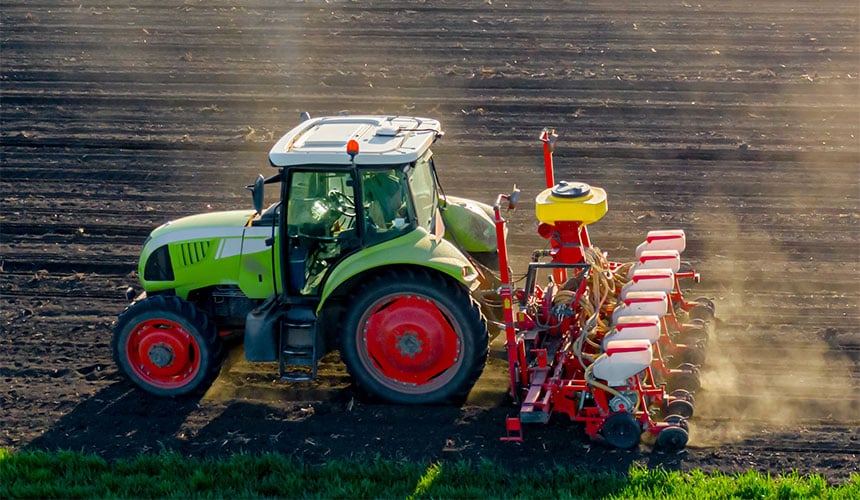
[688, 297, 716, 322]
[670, 388, 695, 405]
[112, 295, 221, 397]
[667, 369, 701, 393]
[601, 411, 642, 450]
[666, 398, 695, 419]
[663, 413, 690, 432]
[341, 268, 489, 405]
[679, 345, 706, 367]
[677, 324, 709, 347]
[655, 425, 689, 452]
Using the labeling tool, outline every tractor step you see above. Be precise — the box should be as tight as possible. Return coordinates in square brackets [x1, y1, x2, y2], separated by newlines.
[279, 307, 318, 382]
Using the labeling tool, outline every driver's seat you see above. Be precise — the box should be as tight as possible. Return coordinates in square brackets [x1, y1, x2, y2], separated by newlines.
[362, 169, 408, 243]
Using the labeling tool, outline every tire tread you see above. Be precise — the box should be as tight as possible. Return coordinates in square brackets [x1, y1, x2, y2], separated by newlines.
[341, 267, 489, 404]
[111, 294, 221, 397]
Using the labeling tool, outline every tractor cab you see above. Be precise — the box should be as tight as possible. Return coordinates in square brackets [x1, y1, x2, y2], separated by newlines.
[236, 114, 493, 393]
[278, 164, 412, 295]
[263, 115, 446, 296]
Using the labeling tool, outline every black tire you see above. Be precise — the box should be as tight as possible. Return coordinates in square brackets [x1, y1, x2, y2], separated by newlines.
[112, 295, 221, 397]
[694, 296, 716, 311]
[678, 325, 709, 347]
[688, 305, 715, 323]
[601, 412, 642, 450]
[679, 346, 706, 367]
[340, 268, 489, 405]
[663, 413, 690, 432]
[655, 426, 688, 452]
[667, 369, 701, 393]
[666, 399, 695, 419]
[688, 297, 716, 322]
[670, 388, 695, 405]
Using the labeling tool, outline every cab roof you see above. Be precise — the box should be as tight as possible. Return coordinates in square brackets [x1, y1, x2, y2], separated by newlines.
[268, 115, 442, 167]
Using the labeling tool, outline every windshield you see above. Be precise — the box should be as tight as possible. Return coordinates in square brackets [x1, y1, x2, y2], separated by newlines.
[407, 151, 438, 233]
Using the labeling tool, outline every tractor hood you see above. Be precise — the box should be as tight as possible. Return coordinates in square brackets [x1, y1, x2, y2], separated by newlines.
[139, 209, 263, 296]
[148, 210, 256, 240]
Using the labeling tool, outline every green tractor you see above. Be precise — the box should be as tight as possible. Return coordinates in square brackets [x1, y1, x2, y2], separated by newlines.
[113, 114, 501, 404]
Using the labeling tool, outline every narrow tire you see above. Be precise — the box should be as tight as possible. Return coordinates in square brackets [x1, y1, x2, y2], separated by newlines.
[601, 412, 642, 450]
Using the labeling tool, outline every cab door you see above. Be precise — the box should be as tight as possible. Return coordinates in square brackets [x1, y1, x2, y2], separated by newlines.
[284, 169, 360, 296]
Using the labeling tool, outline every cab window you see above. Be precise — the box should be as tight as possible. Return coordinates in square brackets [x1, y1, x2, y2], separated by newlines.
[407, 152, 438, 232]
[361, 168, 411, 244]
[286, 170, 358, 295]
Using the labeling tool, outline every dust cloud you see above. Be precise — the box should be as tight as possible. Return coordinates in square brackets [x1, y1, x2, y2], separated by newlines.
[688, 185, 857, 446]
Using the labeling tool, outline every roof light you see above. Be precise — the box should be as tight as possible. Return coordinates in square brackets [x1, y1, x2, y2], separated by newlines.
[346, 139, 359, 159]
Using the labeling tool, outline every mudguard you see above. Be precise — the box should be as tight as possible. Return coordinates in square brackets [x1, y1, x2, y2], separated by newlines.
[318, 227, 477, 309]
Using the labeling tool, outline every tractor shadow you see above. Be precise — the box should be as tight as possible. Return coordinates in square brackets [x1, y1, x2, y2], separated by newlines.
[25, 382, 203, 459]
[23, 352, 690, 480]
[175, 397, 647, 478]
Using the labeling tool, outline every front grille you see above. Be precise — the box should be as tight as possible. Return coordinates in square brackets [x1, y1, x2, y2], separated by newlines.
[178, 240, 211, 267]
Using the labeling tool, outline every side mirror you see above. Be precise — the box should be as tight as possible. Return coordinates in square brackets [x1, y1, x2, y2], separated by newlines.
[507, 184, 520, 211]
[246, 174, 265, 214]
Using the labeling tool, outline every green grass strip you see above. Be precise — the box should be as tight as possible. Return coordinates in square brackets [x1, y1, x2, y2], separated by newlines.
[1, 448, 858, 499]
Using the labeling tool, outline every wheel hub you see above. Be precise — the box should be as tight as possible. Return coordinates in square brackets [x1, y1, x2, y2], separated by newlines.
[147, 343, 175, 368]
[361, 295, 461, 387]
[395, 331, 424, 358]
[126, 318, 200, 387]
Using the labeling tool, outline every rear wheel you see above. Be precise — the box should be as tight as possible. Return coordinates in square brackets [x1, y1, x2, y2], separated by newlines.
[341, 268, 489, 405]
[112, 295, 220, 397]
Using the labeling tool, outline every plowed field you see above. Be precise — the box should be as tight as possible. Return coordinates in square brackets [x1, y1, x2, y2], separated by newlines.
[2, 0, 858, 482]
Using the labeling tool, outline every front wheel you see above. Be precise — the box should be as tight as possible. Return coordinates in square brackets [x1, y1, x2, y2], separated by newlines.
[340, 268, 489, 405]
[112, 295, 221, 397]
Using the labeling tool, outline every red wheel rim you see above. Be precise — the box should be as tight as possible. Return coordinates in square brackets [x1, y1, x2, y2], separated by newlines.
[358, 294, 462, 393]
[126, 318, 201, 389]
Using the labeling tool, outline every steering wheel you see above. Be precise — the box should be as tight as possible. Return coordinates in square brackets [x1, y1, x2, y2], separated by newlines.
[327, 189, 356, 217]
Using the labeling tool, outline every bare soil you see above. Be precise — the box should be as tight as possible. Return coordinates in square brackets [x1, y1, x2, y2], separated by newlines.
[2, 0, 858, 483]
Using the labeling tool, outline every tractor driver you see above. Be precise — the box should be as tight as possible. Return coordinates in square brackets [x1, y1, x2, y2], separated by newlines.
[362, 169, 410, 242]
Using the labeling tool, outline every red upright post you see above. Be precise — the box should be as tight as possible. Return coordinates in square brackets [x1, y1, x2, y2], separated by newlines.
[540, 128, 557, 189]
[493, 196, 520, 401]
